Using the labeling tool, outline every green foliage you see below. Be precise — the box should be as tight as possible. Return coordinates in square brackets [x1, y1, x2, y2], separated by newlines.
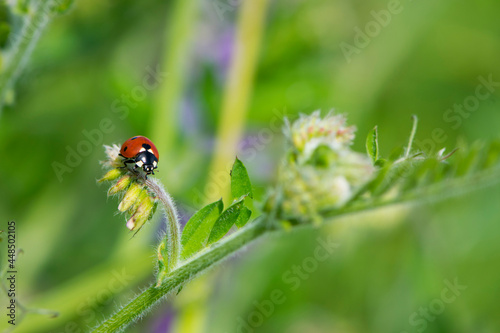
[336, 137, 500, 216]
[94, 137, 500, 333]
[181, 157, 255, 254]
[0, 0, 73, 109]
[0, 22, 10, 48]
[181, 199, 223, 259]
[323, 116, 500, 220]
[366, 126, 379, 164]
[235, 206, 252, 228]
[231, 157, 254, 199]
[207, 197, 246, 244]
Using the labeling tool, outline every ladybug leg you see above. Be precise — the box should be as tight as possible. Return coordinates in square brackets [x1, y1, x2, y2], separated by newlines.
[120, 159, 135, 171]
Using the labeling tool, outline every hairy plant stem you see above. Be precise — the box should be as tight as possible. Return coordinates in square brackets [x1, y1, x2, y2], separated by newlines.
[323, 165, 500, 219]
[0, 1, 58, 110]
[145, 178, 180, 275]
[94, 166, 500, 333]
[92, 217, 269, 333]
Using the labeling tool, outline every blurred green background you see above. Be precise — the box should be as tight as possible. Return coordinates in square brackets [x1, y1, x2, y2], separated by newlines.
[0, 0, 499, 332]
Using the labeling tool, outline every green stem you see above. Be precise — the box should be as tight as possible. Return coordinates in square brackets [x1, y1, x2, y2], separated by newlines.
[0, 0, 58, 110]
[323, 165, 500, 219]
[145, 178, 181, 275]
[92, 165, 500, 333]
[92, 218, 268, 333]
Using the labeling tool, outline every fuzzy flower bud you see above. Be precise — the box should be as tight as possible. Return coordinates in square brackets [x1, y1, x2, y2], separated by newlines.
[99, 141, 181, 277]
[107, 174, 131, 196]
[286, 110, 356, 164]
[131, 188, 149, 212]
[99, 144, 160, 234]
[102, 144, 124, 169]
[118, 182, 143, 212]
[99, 168, 124, 183]
[279, 110, 374, 223]
[126, 196, 154, 231]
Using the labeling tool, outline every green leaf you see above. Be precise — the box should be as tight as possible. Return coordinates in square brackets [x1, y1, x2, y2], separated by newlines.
[207, 199, 245, 244]
[366, 126, 379, 164]
[235, 206, 252, 228]
[231, 158, 253, 199]
[181, 199, 223, 244]
[181, 199, 223, 259]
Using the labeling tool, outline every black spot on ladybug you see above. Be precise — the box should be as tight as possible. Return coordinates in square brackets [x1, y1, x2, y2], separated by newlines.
[123, 146, 128, 151]
[142, 143, 152, 149]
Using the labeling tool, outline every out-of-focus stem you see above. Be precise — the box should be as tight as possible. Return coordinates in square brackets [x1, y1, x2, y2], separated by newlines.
[150, 0, 198, 157]
[207, 0, 270, 203]
[0, 1, 58, 111]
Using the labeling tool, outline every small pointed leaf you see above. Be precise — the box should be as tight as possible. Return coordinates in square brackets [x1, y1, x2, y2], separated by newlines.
[181, 199, 224, 259]
[207, 199, 245, 244]
[235, 206, 252, 228]
[231, 158, 253, 199]
[366, 126, 379, 164]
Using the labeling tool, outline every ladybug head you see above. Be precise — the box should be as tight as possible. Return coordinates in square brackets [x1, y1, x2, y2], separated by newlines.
[134, 151, 158, 175]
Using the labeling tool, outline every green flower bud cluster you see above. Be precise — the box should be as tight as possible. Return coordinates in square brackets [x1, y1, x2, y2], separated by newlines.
[285, 110, 356, 164]
[99, 145, 158, 233]
[279, 111, 374, 223]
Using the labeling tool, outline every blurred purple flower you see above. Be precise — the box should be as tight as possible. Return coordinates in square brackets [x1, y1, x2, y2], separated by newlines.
[214, 29, 234, 75]
[194, 25, 235, 79]
[151, 305, 176, 333]
[180, 98, 199, 135]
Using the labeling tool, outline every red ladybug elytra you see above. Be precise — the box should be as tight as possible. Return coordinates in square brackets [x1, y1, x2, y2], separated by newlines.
[119, 136, 159, 175]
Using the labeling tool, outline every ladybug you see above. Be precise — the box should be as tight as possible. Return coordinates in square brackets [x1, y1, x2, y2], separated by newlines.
[119, 136, 159, 175]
